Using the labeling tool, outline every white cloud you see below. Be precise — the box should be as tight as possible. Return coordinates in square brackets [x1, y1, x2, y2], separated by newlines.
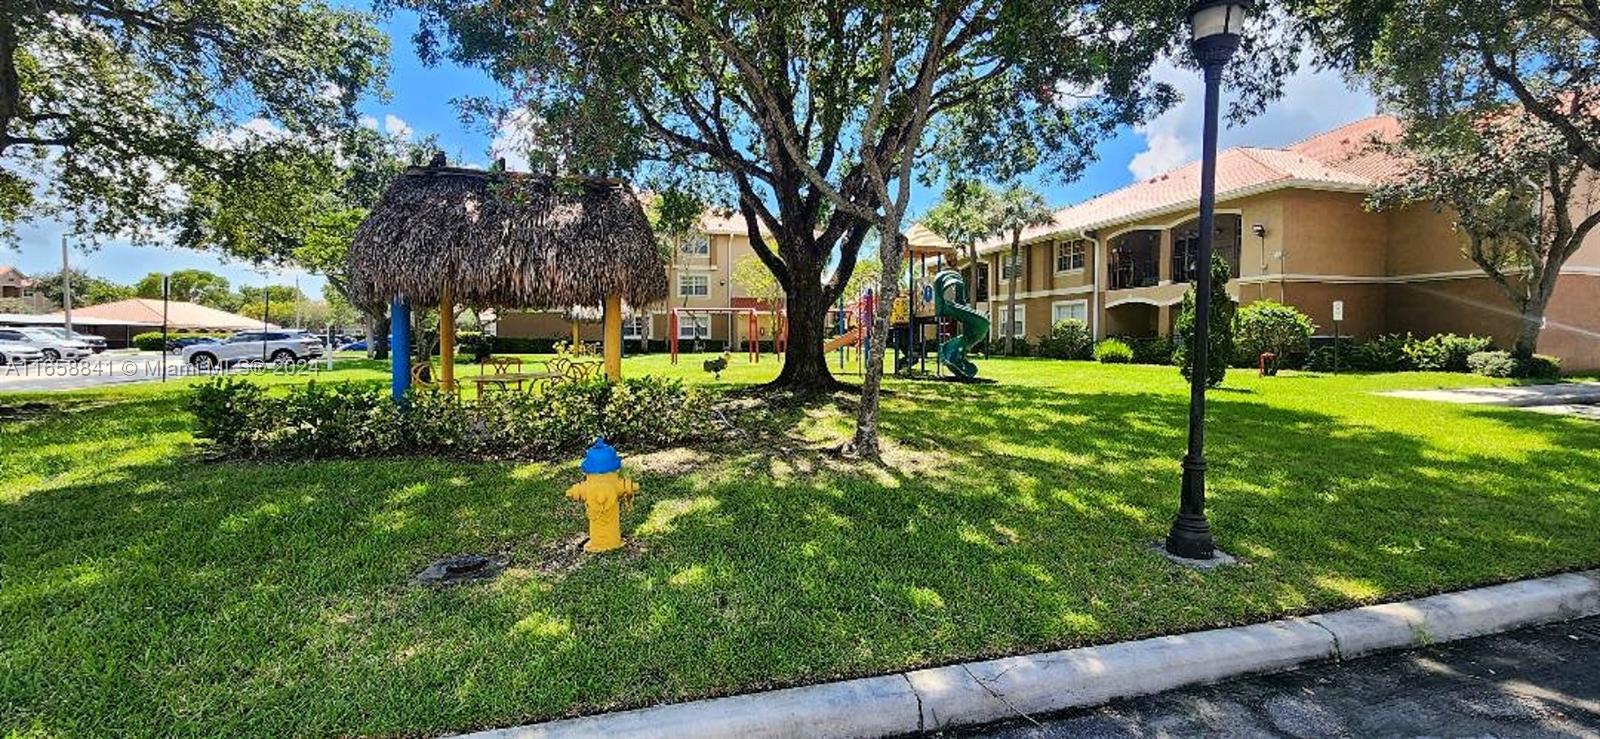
[382, 114, 414, 140]
[490, 109, 542, 172]
[1127, 54, 1376, 181]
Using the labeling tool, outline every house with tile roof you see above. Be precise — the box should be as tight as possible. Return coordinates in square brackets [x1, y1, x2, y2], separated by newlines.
[959, 115, 1600, 370]
[0, 265, 52, 313]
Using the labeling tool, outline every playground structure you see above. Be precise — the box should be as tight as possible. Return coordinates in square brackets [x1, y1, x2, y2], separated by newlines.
[668, 306, 774, 365]
[892, 232, 990, 380]
[346, 161, 667, 399]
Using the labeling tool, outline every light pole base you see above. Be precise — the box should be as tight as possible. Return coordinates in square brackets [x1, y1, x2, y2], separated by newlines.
[1153, 541, 1236, 570]
[1165, 512, 1215, 560]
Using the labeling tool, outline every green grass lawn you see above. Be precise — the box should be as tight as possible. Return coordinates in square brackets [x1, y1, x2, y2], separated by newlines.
[3, 355, 1598, 736]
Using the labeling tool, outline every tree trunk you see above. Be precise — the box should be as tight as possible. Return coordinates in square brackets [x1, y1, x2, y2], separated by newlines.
[767, 259, 843, 394]
[367, 312, 389, 360]
[852, 231, 904, 457]
[1005, 233, 1019, 355]
[1510, 294, 1549, 359]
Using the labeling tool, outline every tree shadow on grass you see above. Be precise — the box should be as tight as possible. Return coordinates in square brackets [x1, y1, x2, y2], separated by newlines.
[2, 384, 1599, 735]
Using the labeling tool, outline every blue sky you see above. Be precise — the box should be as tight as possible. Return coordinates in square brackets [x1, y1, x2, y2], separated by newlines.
[4, 9, 1373, 299]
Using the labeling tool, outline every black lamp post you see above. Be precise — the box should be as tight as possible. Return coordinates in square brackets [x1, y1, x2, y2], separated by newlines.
[1165, 0, 1250, 561]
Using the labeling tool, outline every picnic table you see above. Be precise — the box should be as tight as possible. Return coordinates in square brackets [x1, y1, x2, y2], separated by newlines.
[473, 358, 606, 393]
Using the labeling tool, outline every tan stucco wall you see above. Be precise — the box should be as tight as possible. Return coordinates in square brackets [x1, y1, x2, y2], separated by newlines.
[1282, 190, 1389, 277]
[1542, 274, 1600, 371]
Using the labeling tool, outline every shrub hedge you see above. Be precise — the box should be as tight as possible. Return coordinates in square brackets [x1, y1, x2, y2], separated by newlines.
[1093, 338, 1133, 364]
[189, 375, 710, 460]
[1036, 319, 1094, 360]
[133, 331, 228, 351]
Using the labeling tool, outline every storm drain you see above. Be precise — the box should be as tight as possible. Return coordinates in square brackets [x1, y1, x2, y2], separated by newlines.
[414, 554, 507, 585]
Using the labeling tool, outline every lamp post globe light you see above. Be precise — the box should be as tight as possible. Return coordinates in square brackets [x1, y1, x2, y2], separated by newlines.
[1165, 0, 1250, 561]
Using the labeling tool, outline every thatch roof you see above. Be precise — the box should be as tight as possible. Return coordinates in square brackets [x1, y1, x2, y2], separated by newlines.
[348, 164, 668, 311]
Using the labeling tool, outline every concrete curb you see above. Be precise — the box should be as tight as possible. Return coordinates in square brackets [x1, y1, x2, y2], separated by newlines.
[460, 570, 1600, 739]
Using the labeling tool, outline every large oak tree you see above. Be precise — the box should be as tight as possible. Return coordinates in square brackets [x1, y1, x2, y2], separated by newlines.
[394, 0, 1185, 418]
[0, 0, 388, 247]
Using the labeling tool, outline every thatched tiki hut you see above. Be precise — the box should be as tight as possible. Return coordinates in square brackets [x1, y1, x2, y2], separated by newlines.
[348, 162, 667, 397]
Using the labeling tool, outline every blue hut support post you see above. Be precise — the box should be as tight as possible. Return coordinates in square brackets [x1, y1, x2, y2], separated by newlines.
[390, 297, 411, 401]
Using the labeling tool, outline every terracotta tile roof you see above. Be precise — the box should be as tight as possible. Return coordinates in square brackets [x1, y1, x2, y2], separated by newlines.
[979, 115, 1405, 253]
[44, 298, 274, 330]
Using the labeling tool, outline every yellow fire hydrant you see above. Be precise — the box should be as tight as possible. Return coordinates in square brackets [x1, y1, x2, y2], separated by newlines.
[566, 438, 639, 552]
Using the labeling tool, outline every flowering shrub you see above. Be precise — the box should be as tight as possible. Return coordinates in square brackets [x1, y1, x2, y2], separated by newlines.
[189, 376, 710, 459]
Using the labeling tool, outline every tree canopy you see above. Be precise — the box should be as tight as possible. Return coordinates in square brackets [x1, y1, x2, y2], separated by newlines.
[395, 0, 1188, 397]
[0, 0, 390, 247]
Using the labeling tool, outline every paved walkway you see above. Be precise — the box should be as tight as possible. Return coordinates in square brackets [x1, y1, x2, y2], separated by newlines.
[967, 616, 1600, 738]
[1382, 381, 1600, 407]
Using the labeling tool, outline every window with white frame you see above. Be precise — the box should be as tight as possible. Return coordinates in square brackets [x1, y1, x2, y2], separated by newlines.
[677, 314, 711, 339]
[1051, 299, 1088, 325]
[1000, 253, 1024, 281]
[996, 305, 1026, 338]
[1055, 241, 1086, 273]
[680, 234, 710, 256]
[624, 315, 649, 339]
[677, 273, 709, 297]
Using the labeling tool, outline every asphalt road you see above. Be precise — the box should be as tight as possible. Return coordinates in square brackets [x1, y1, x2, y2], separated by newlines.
[964, 616, 1600, 738]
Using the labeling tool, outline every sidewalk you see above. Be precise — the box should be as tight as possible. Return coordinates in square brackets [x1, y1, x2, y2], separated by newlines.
[460, 571, 1600, 739]
[970, 615, 1600, 738]
[1382, 381, 1600, 407]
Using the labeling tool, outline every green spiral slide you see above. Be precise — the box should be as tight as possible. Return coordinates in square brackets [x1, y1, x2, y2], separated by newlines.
[932, 269, 991, 380]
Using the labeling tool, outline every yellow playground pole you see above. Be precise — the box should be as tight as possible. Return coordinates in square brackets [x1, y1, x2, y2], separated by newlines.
[438, 284, 455, 390]
[602, 293, 622, 382]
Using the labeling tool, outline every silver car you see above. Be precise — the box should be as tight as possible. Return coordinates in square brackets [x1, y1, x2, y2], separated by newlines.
[35, 326, 108, 353]
[0, 338, 45, 365]
[182, 330, 324, 370]
[0, 328, 92, 362]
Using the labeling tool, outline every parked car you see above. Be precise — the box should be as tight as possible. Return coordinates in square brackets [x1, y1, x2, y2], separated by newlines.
[0, 327, 92, 361]
[182, 331, 324, 370]
[0, 338, 45, 365]
[167, 336, 221, 350]
[35, 327, 108, 353]
[336, 339, 367, 352]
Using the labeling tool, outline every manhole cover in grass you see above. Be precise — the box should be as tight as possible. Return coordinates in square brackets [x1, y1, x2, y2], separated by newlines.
[415, 554, 507, 585]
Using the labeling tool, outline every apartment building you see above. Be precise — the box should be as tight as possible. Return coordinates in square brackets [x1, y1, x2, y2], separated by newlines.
[0, 266, 53, 313]
[497, 211, 778, 347]
[964, 115, 1600, 370]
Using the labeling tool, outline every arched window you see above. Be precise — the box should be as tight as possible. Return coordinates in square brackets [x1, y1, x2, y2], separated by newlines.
[1108, 230, 1161, 290]
[1171, 214, 1242, 283]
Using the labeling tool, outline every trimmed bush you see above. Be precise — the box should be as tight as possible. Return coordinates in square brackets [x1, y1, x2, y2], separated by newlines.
[1094, 338, 1133, 364]
[1126, 336, 1177, 366]
[1467, 350, 1519, 378]
[1174, 253, 1236, 387]
[1234, 300, 1315, 366]
[133, 331, 228, 351]
[1523, 354, 1562, 378]
[1350, 333, 1412, 372]
[1037, 319, 1093, 360]
[189, 376, 710, 459]
[1403, 333, 1493, 372]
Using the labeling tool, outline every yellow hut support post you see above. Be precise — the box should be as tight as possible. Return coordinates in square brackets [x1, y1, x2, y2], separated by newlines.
[603, 294, 622, 382]
[438, 285, 456, 391]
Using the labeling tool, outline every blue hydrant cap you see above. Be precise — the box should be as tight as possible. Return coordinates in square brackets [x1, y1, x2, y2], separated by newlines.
[580, 438, 622, 474]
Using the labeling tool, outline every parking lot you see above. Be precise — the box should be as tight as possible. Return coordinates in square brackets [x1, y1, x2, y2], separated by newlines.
[0, 352, 337, 392]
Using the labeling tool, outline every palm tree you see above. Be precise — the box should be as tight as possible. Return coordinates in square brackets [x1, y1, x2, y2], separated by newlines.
[923, 179, 999, 314]
[991, 184, 1055, 355]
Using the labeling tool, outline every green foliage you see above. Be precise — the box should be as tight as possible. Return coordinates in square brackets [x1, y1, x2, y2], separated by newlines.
[1404, 334, 1494, 372]
[1467, 350, 1521, 378]
[28, 269, 132, 307]
[1037, 319, 1094, 360]
[189, 377, 709, 460]
[1, 0, 389, 248]
[132, 331, 228, 351]
[1174, 253, 1236, 387]
[924, 180, 999, 252]
[1126, 336, 1178, 366]
[730, 255, 783, 307]
[1093, 338, 1134, 364]
[1234, 301, 1316, 365]
[1523, 354, 1562, 378]
[134, 269, 231, 307]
